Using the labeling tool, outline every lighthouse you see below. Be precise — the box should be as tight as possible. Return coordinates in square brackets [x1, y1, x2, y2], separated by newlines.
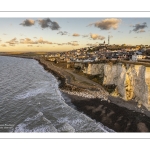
[108, 35, 110, 45]
[104, 40, 105, 46]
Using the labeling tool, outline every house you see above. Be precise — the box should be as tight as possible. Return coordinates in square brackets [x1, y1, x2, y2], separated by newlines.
[132, 53, 144, 61]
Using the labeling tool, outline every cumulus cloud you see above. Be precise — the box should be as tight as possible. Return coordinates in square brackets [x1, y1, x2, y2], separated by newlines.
[57, 31, 68, 35]
[20, 19, 35, 26]
[20, 18, 60, 30]
[38, 18, 60, 30]
[6, 38, 18, 44]
[88, 18, 121, 30]
[131, 22, 147, 33]
[90, 34, 105, 40]
[73, 33, 80, 37]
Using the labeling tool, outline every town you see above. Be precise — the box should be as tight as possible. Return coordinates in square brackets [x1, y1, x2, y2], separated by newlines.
[43, 41, 150, 63]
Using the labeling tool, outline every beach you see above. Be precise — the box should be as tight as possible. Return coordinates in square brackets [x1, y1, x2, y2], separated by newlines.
[36, 57, 150, 132]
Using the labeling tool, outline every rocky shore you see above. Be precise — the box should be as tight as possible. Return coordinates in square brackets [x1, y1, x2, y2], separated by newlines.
[37, 58, 150, 132]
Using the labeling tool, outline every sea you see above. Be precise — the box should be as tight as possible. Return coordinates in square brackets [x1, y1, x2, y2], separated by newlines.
[0, 56, 114, 132]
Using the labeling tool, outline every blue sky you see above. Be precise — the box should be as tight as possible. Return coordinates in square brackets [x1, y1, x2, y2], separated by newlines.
[0, 18, 150, 52]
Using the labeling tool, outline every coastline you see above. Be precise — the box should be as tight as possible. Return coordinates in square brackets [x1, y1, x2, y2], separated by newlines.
[62, 92, 150, 132]
[2, 55, 150, 132]
[36, 57, 150, 132]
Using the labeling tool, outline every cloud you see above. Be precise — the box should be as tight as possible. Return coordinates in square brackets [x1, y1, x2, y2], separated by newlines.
[6, 38, 18, 44]
[57, 43, 62, 46]
[37, 38, 52, 44]
[137, 29, 145, 33]
[134, 37, 137, 38]
[131, 22, 147, 33]
[20, 38, 37, 44]
[82, 34, 89, 38]
[20, 37, 52, 44]
[86, 43, 99, 47]
[3, 33, 7, 35]
[90, 33, 105, 40]
[73, 33, 80, 37]
[67, 41, 79, 46]
[20, 18, 60, 30]
[10, 44, 15, 46]
[57, 31, 68, 35]
[88, 18, 121, 30]
[27, 45, 33, 47]
[20, 19, 35, 26]
[1, 44, 6, 47]
[38, 18, 60, 30]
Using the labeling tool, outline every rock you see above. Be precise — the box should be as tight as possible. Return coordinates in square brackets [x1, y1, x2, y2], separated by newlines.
[137, 104, 141, 108]
[137, 122, 149, 132]
[138, 100, 142, 105]
[108, 100, 111, 103]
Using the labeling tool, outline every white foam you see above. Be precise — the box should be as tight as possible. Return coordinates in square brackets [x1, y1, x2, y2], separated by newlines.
[14, 112, 57, 132]
[57, 123, 75, 132]
[14, 123, 57, 132]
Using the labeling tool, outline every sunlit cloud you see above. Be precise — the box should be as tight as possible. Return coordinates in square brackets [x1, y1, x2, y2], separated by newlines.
[88, 18, 121, 30]
[68, 41, 79, 46]
[20, 38, 37, 44]
[73, 33, 80, 37]
[20, 37, 52, 44]
[6, 38, 18, 44]
[90, 33, 105, 40]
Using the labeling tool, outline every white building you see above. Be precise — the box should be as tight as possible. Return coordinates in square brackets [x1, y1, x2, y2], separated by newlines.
[132, 53, 144, 61]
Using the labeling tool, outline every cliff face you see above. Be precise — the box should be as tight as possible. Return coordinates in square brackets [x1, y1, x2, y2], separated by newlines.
[82, 62, 150, 110]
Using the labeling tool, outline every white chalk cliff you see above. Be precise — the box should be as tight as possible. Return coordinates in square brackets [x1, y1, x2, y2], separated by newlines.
[82, 63, 150, 110]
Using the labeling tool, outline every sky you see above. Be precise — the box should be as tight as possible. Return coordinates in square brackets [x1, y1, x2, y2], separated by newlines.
[0, 18, 150, 52]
